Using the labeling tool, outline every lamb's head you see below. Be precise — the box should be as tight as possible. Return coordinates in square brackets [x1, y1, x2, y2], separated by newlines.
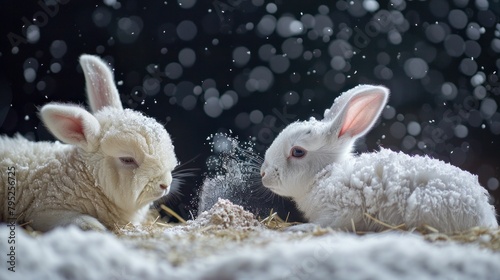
[92, 108, 177, 209]
[40, 54, 178, 211]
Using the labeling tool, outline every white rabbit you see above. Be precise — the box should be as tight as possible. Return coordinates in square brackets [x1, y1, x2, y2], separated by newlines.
[0, 54, 178, 231]
[260, 85, 498, 233]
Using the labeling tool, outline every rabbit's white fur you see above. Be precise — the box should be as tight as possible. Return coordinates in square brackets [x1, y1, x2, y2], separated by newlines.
[0, 54, 177, 231]
[261, 85, 498, 233]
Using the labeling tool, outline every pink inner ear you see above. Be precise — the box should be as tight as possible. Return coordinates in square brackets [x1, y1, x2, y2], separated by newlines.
[87, 67, 113, 111]
[53, 113, 87, 142]
[339, 93, 384, 137]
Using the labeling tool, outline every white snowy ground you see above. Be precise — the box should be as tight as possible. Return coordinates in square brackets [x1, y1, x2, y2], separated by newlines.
[1, 199, 499, 280]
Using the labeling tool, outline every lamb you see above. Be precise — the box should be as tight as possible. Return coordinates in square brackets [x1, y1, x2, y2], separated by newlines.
[0, 54, 178, 231]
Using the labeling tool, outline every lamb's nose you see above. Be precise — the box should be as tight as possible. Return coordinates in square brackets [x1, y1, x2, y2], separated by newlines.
[160, 184, 169, 190]
[261, 171, 266, 177]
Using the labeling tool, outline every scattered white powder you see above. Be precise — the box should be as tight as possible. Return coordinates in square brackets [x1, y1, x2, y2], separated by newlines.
[187, 198, 261, 230]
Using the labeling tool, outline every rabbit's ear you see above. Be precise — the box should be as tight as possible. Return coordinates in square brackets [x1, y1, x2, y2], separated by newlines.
[326, 85, 389, 139]
[80, 54, 123, 112]
[40, 104, 101, 150]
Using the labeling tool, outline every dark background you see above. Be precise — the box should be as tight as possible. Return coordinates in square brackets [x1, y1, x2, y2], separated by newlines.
[1, 0, 499, 222]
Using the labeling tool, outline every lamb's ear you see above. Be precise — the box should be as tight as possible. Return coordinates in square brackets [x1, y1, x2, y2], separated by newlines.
[325, 85, 389, 139]
[40, 104, 101, 150]
[80, 54, 123, 112]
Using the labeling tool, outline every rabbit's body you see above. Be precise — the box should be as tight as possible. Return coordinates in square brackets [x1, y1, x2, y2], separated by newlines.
[261, 85, 498, 233]
[296, 148, 497, 232]
[0, 55, 177, 231]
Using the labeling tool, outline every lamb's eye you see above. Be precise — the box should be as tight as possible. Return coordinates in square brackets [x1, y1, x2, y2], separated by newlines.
[119, 157, 138, 167]
[290, 146, 307, 158]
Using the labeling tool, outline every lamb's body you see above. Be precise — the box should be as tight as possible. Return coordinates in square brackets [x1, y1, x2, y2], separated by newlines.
[0, 135, 147, 230]
[295, 148, 498, 232]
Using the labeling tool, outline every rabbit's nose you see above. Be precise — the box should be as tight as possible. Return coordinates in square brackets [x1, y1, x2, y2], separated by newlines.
[160, 184, 169, 190]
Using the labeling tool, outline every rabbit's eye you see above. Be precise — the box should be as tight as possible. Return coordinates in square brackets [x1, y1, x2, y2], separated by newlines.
[119, 157, 138, 167]
[290, 146, 307, 158]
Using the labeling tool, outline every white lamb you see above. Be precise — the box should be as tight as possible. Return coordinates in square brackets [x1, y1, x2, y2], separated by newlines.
[0, 54, 178, 231]
[260, 85, 498, 233]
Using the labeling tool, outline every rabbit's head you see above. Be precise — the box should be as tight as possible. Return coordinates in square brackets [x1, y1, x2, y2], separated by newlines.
[40, 54, 178, 211]
[260, 85, 389, 199]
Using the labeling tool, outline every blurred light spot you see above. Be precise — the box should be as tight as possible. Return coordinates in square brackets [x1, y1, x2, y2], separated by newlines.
[233, 46, 251, 67]
[204, 97, 223, 118]
[301, 14, 315, 29]
[246, 66, 274, 92]
[459, 58, 477, 76]
[202, 79, 217, 91]
[36, 81, 46, 91]
[257, 15, 276, 36]
[487, 177, 499, 191]
[181, 95, 197, 110]
[283, 91, 299, 105]
[177, 20, 197, 41]
[143, 78, 160, 96]
[382, 106, 396, 119]
[164, 62, 183, 79]
[404, 58, 428, 79]
[454, 124, 468, 138]
[178, 0, 196, 9]
[448, 9, 468, 29]
[282, 38, 303, 59]
[388, 30, 402, 45]
[26, 25, 40, 44]
[24, 68, 36, 83]
[220, 90, 238, 109]
[330, 56, 346, 71]
[92, 7, 112, 27]
[425, 23, 448, 43]
[178, 48, 196, 67]
[491, 38, 500, 53]
[466, 22, 482, 40]
[377, 52, 390, 65]
[50, 40, 67, 59]
[441, 82, 457, 100]
[269, 55, 290, 74]
[249, 110, 264, 124]
[473, 86, 487, 99]
[193, 85, 203, 95]
[266, 3, 277, 13]
[363, 0, 379, 12]
[402, 135, 417, 150]
[276, 16, 303, 37]
[480, 98, 497, 119]
[258, 44, 276, 62]
[475, 0, 489, 10]
[444, 34, 465, 57]
[464, 40, 482, 58]
[235, 112, 251, 129]
[390, 122, 406, 139]
[407, 121, 421, 136]
[50, 62, 62, 73]
[204, 87, 220, 99]
[117, 16, 143, 44]
[470, 72, 486, 87]
[328, 39, 354, 59]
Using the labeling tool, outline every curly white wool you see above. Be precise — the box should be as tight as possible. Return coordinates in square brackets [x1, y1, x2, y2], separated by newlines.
[297, 148, 498, 232]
